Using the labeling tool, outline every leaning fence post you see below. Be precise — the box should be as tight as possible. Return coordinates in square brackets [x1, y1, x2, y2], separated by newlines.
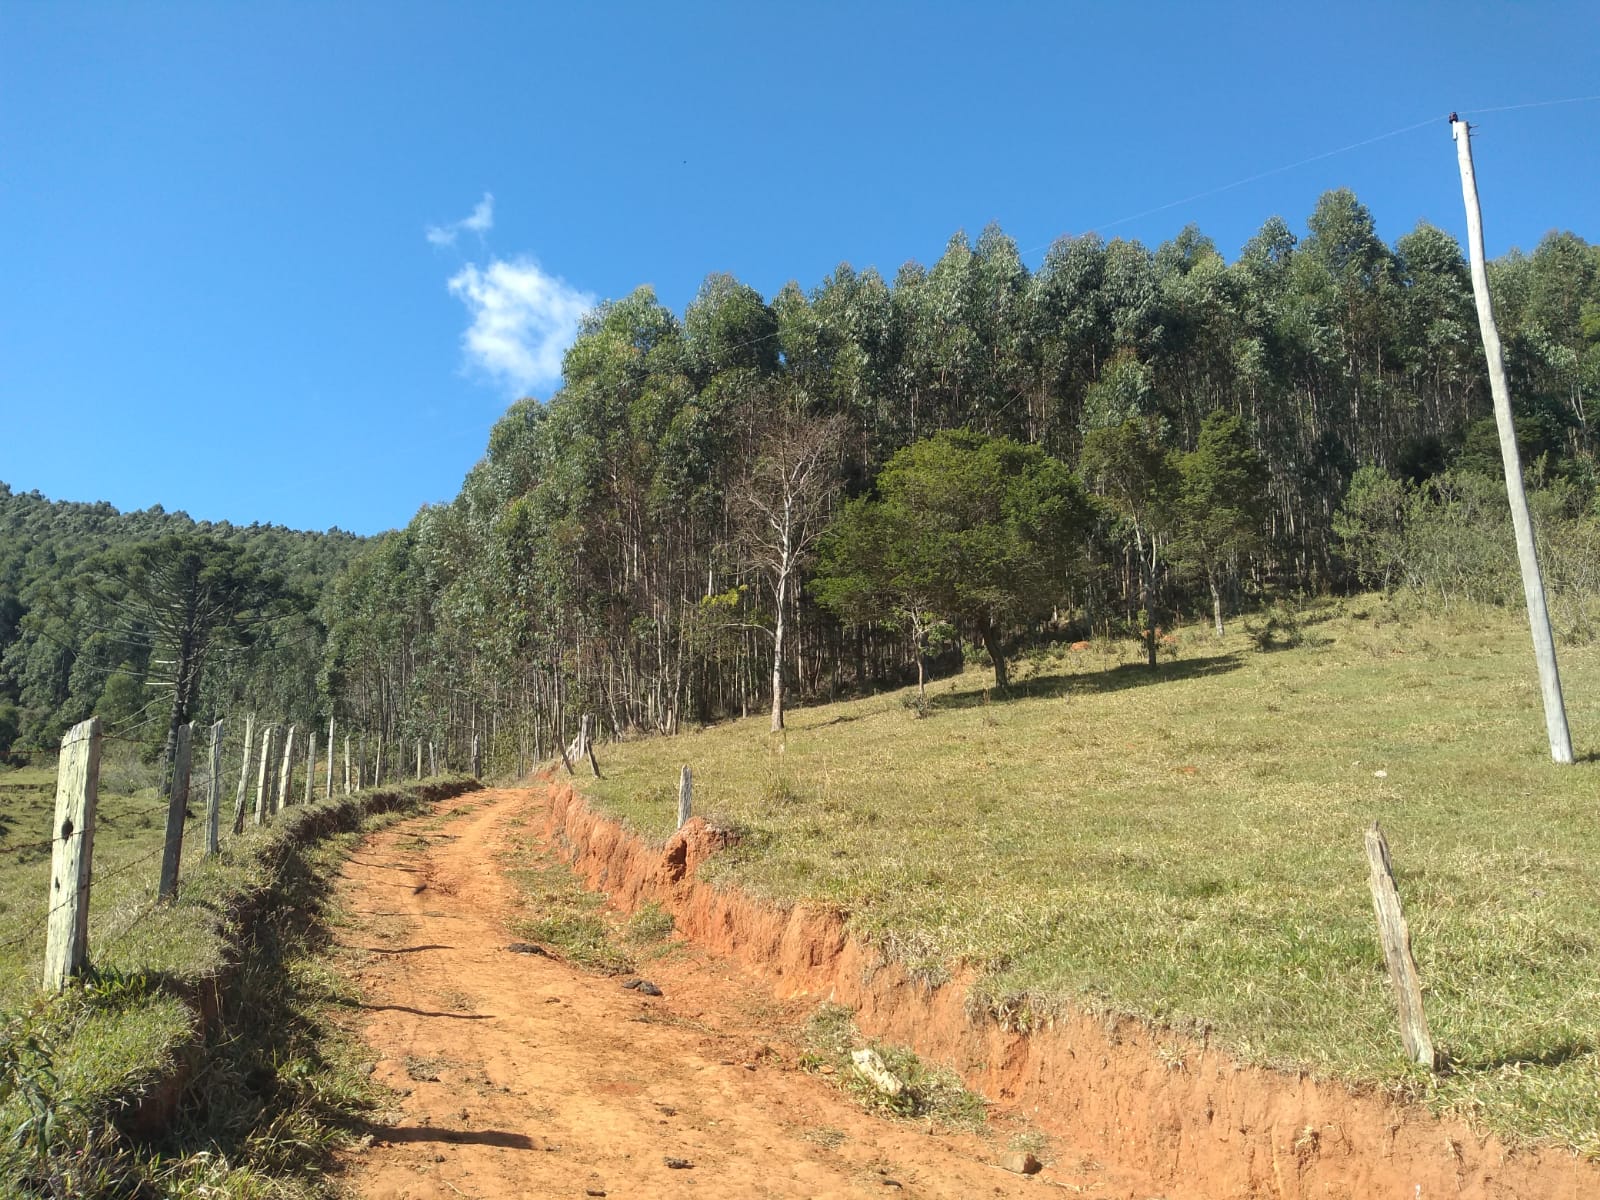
[158, 722, 193, 901]
[678, 765, 692, 830]
[206, 719, 223, 856]
[1365, 822, 1436, 1069]
[304, 727, 316, 806]
[232, 712, 255, 835]
[343, 733, 352, 795]
[325, 716, 336, 799]
[44, 718, 101, 992]
[373, 739, 384, 787]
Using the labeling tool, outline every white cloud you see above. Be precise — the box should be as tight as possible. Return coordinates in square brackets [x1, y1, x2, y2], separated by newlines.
[461, 193, 494, 234]
[447, 257, 594, 394]
[425, 191, 494, 248]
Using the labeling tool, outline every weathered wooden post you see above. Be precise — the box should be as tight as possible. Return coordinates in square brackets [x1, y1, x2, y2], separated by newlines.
[205, 719, 224, 856]
[677, 765, 693, 830]
[1365, 822, 1436, 1069]
[373, 739, 384, 787]
[429, 740, 437, 777]
[254, 724, 274, 825]
[232, 713, 255, 835]
[304, 727, 316, 805]
[276, 725, 297, 813]
[343, 734, 352, 795]
[415, 738, 423, 781]
[44, 718, 101, 992]
[472, 733, 481, 778]
[325, 716, 336, 799]
[158, 722, 193, 901]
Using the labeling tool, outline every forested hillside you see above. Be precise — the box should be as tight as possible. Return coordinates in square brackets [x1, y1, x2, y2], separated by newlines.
[319, 190, 1600, 764]
[0, 486, 364, 759]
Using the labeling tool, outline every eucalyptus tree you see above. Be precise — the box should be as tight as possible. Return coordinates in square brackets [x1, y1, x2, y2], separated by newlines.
[731, 397, 845, 731]
[1080, 418, 1178, 668]
[1169, 412, 1269, 636]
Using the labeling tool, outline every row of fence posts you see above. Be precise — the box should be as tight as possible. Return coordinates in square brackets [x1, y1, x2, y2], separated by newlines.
[41, 713, 477, 993]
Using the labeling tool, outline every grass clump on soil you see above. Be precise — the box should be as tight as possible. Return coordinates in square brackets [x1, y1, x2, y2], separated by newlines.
[578, 595, 1600, 1156]
[800, 1002, 987, 1129]
[500, 845, 678, 973]
[0, 773, 479, 1198]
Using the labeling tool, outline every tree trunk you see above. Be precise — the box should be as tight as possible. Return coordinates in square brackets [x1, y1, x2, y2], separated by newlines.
[770, 575, 787, 732]
[1210, 575, 1225, 637]
[977, 617, 1008, 689]
[1142, 559, 1157, 670]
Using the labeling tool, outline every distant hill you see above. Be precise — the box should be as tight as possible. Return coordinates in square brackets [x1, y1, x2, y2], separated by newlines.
[0, 482, 368, 757]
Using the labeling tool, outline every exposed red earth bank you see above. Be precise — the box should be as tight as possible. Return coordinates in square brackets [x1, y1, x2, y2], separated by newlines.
[334, 783, 1599, 1199]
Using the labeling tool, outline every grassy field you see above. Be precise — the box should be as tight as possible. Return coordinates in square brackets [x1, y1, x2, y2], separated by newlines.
[577, 596, 1600, 1155]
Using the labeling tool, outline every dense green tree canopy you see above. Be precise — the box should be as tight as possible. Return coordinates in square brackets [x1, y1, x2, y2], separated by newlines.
[816, 431, 1090, 688]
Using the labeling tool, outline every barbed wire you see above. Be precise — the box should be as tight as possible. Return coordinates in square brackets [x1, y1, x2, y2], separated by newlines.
[0, 842, 170, 955]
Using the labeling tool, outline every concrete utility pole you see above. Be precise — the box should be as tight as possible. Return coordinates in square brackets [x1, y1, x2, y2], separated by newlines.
[1451, 115, 1574, 764]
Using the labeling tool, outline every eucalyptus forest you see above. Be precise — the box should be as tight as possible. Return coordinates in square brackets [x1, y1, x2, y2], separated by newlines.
[4, 188, 1599, 766]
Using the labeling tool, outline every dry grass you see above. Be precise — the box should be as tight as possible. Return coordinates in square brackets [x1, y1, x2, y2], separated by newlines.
[579, 595, 1600, 1155]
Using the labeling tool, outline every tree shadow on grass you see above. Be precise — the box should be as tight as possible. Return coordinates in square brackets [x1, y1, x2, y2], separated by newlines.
[932, 652, 1245, 711]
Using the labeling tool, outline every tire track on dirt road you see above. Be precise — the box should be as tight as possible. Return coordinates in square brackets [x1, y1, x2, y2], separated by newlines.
[330, 786, 1159, 1199]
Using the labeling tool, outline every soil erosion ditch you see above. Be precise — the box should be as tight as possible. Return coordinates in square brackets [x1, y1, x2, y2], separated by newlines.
[538, 779, 1600, 1200]
[331, 783, 1599, 1198]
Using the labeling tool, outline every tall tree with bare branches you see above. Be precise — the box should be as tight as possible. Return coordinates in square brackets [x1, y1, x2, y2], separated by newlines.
[732, 401, 845, 731]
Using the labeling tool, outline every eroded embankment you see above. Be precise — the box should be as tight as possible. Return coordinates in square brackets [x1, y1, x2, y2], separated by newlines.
[541, 779, 1600, 1200]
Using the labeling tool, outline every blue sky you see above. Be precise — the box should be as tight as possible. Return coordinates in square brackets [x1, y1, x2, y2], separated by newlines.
[3, 1, 1598, 536]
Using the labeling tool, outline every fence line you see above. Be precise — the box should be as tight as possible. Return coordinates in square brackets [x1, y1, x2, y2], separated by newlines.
[6, 710, 461, 993]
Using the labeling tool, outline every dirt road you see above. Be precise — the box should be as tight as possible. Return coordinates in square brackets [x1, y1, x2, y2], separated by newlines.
[330, 786, 1159, 1200]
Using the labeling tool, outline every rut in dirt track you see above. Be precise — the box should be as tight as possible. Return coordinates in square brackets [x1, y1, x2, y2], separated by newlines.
[328, 786, 1158, 1200]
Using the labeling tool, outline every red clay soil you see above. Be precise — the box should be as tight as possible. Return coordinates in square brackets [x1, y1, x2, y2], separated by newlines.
[332, 787, 1154, 1199]
[333, 783, 1600, 1199]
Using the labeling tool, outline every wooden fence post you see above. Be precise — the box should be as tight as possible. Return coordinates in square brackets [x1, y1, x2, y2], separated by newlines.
[254, 724, 274, 825]
[304, 727, 316, 806]
[276, 725, 297, 813]
[472, 733, 481, 778]
[232, 712, 255, 835]
[325, 716, 336, 799]
[206, 719, 223, 856]
[678, 765, 692, 830]
[44, 717, 101, 992]
[415, 738, 423, 781]
[158, 722, 193, 901]
[373, 739, 384, 787]
[1365, 822, 1436, 1069]
[343, 734, 352, 795]
[429, 740, 437, 777]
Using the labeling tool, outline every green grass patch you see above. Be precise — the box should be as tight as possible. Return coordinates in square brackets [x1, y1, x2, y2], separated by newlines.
[578, 595, 1600, 1155]
[799, 1002, 988, 1128]
[500, 847, 678, 975]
